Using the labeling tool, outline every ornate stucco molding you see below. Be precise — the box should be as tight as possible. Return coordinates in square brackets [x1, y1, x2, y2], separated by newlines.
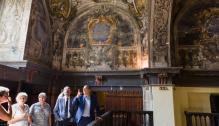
[0, 0, 32, 68]
[150, 0, 172, 67]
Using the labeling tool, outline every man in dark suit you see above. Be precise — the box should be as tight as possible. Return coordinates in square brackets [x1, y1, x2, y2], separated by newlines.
[74, 85, 100, 126]
[53, 86, 77, 126]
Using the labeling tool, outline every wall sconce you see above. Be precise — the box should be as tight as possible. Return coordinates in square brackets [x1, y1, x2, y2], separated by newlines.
[95, 75, 103, 86]
[110, 86, 113, 91]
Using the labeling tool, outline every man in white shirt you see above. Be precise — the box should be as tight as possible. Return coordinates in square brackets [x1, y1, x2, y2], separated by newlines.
[74, 85, 100, 126]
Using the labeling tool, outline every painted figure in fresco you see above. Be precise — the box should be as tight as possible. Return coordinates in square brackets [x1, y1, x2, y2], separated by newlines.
[53, 28, 64, 55]
[50, 0, 71, 19]
[77, 53, 85, 68]
[128, 51, 134, 67]
[65, 53, 71, 68]
[65, 52, 85, 69]
[122, 51, 129, 67]
[117, 51, 124, 68]
[127, 0, 146, 16]
[71, 52, 78, 68]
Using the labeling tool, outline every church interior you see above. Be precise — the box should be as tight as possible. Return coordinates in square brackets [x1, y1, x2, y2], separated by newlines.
[0, 0, 219, 126]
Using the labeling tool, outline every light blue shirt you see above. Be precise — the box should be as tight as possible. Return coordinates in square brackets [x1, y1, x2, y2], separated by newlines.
[82, 96, 91, 117]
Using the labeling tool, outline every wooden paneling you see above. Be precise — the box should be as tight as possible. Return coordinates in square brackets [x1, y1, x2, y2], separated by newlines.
[0, 65, 24, 81]
[104, 90, 142, 111]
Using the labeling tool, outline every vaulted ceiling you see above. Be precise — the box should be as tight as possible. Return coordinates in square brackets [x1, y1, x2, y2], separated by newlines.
[24, 0, 219, 71]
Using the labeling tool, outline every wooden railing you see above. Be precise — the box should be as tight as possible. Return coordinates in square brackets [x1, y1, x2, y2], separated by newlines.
[185, 111, 219, 126]
[88, 111, 153, 126]
[87, 111, 112, 126]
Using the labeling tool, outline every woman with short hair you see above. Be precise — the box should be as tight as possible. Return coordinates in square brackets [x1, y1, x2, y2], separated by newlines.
[29, 92, 52, 126]
[0, 86, 12, 121]
[8, 92, 30, 126]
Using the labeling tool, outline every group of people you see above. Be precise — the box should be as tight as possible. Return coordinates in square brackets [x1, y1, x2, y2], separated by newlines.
[0, 87, 53, 126]
[0, 85, 100, 126]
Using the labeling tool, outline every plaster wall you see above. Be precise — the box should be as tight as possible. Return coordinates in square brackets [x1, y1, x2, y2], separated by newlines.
[0, 0, 32, 62]
[174, 87, 219, 126]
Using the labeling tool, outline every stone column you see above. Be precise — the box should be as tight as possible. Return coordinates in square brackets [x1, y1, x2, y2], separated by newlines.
[142, 68, 181, 126]
[143, 85, 153, 111]
[149, 0, 172, 67]
[143, 85, 175, 126]
[152, 85, 175, 126]
[142, 85, 153, 126]
[0, 0, 32, 68]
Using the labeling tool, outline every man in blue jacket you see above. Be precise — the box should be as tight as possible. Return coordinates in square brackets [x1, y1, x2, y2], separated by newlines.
[53, 86, 77, 126]
[74, 85, 100, 126]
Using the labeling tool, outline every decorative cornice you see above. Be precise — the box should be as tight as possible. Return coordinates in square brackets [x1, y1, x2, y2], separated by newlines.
[59, 67, 182, 76]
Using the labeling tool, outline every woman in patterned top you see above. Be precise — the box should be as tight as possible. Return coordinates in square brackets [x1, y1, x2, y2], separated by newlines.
[29, 92, 51, 126]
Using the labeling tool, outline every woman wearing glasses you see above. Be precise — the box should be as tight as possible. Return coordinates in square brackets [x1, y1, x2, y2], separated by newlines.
[0, 86, 12, 121]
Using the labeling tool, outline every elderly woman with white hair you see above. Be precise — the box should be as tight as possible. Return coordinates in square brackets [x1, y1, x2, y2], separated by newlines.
[8, 92, 30, 126]
[29, 92, 51, 126]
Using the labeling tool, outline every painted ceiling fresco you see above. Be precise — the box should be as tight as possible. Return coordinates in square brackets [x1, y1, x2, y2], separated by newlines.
[24, 0, 219, 71]
[48, 0, 149, 71]
[63, 5, 141, 71]
[23, 0, 174, 71]
[174, 1, 219, 70]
